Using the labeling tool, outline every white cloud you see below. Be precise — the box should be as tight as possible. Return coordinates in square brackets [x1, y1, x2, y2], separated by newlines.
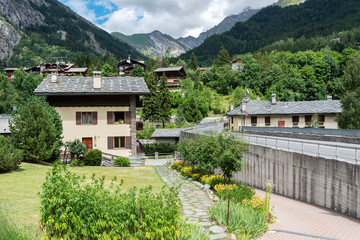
[61, 0, 279, 38]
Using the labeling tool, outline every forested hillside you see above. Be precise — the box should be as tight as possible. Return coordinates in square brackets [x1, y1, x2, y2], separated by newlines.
[0, 0, 142, 69]
[181, 0, 360, 64]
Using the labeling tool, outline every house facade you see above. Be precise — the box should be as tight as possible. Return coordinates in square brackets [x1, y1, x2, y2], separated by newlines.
[117, 56, 146, 75]
[34, 72, 149, 157]
[227, 94, 342, 131]
[154, 67, 186, 90]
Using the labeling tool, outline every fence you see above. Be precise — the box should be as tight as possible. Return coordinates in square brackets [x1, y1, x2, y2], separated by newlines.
[242, 134, 360, 164]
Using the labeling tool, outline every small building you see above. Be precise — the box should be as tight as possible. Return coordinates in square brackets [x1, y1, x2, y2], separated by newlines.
[0, 114, 11, 138]
[154, 66, 186, 90]
[34, 72, 150, 157]
[117, 56, 146, 75]
[4, 68, 19, 79]
[227, 94, 342, 130]
[199, 67, 211, 73]
[151, 128, 182, 144]
[232, 58, 243, 71]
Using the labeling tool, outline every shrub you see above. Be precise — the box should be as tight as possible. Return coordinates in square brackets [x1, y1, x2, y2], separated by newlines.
[83, 149, 102, 166]
[0, 136, 22, 173]
[215, 183, 255, 203]
[209, 199, 268, 239]
[144, 142, 177, 154]
[137, 122, 156, 139]
[114, 156, 131, 167]
[39, 163, 188, 239]
[65, 139, 86, 159]
[171, 161, 185, 171]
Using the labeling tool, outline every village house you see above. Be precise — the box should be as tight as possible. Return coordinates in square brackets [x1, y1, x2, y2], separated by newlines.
[117, 56, 146, 75]
[227, 94, 342, 130]
[151, 128, 182, 144]
[154, 66, 186, 90]
[232, 58, 243, 71]
[34, 72, 149, 157]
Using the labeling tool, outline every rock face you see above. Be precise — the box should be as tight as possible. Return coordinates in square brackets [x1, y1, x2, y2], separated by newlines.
[0, 20, 21, 59]
[0, 0, 46, 28]
[148, 31, 188, 57]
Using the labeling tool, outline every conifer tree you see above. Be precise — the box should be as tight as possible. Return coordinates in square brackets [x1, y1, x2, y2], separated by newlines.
[216, 46, 231, 67]
[157, 73, 172, 127]
[142, 73, 159, 122]
[188, 52, 198, 70]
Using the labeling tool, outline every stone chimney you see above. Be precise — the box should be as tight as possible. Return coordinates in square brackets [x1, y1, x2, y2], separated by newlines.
[230, 101, 234, 111]
[51, 73, 58, 83]
[127, 55, 131, 63]
[272, 93, 276, 105]
[93, 71, 101, 89]
[241, 95, 250, 112]
[327, 96, 332, 100]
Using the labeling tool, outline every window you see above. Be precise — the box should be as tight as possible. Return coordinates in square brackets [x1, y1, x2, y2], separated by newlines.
[292, 116, 299, 126]
[76, 112, 97, 125]
[231, 117, 234, 124]
[114, 112, 125, 124]
[319, 115, 325, 123]
[82, 112, 92, 124]
[265, 117, 271, 126]
[251, 116, 257, 126]
[114, 137, 125, 148]
[107, 111, 130, 124]
[305, 115, 312, 125]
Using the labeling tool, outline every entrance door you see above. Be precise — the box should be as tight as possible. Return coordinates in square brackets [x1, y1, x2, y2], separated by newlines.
[82, 138, 93, 152]
[278, 121, 285, 127]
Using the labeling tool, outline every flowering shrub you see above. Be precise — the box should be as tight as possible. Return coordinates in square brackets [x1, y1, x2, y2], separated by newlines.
[171, 161, 185, 171]
[215, 183, 255, 203]
[214, 183, 237, 192]
[242, 195, 265, 212]
[180, 166, 193, 178]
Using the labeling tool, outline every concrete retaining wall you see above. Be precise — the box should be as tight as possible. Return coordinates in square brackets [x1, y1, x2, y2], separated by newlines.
[234, 144, 360, 219]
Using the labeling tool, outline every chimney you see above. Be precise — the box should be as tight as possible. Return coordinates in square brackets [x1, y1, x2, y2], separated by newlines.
[271, 93, 276, 105]
[127, 55, 131, 63]
[230, 101, 234, 111]
[242, 102, 246, 112]
[327, 96, 332, 100]
[51, 73, 58, 83]
[257, 95, 260, 100]
[93, 71, 102, 89]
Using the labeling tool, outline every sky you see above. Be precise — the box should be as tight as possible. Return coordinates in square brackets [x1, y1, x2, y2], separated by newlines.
[59, 0, 279, 38]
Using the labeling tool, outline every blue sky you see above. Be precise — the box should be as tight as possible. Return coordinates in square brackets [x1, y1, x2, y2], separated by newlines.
[58, 0, 278, 38]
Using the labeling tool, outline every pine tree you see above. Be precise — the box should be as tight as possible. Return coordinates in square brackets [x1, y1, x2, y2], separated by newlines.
[142, 73, 159, 122]
[157, 73, 172, 127]
[216, 46, 231, 67]
[188, 52, 198, 70]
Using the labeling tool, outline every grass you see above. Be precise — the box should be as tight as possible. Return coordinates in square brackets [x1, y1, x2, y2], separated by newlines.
[0, 163, 165, 236]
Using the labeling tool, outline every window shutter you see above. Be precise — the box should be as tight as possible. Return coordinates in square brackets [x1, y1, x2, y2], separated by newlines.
[107, 111, 113, 124]
[125, 111, 131, 124]
[108, 137, 114, 149]
[92, 112, 98, 125]
[125, 136, 132, 149]
[76, 112, 81, 125]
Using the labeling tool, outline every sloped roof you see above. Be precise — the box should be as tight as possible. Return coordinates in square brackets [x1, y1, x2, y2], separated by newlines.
[151, 128, 183, 138]
[65, 68, 88, 73]
[227, 99, 342, 116]
[34, 75, 150, 96]
[154, 67, 183, 72]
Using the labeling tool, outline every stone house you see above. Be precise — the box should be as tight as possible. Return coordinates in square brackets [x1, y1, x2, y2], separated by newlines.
[227, 94, 342, 130]
[34, 72, 149, 157]
[151, 128, 182, 144]
[154, 67, 186, 90]
[117, 56, 146, 75]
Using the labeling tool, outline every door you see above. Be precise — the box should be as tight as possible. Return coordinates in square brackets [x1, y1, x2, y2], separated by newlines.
[278, 121, 285, 127]
[82, 138, 93, 152]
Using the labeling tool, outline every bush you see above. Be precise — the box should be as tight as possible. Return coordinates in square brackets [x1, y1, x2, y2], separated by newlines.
[144, 142, 177, 154]
[137, 122, 156, 139]
[114, 156, 131, 167]
[215, 183, 255, 203]
[83, 149, 102, 166]
[0, 136, 22, 173]
[39, 163, 187, 239]
[65, 139, 86, 159]
[209, 199, 268, 239]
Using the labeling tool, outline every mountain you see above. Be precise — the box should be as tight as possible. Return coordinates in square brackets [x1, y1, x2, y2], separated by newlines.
[274, 0, 306, 7]
[181, 0, 360, 63]
[112, 8, 259, 58]
[0, 0, 142, 67]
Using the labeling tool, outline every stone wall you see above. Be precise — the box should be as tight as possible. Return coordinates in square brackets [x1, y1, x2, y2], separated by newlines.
[234, 144, 360, 219]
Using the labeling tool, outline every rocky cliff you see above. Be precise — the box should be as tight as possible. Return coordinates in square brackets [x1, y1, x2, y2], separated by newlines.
[0, 19, 21, 59]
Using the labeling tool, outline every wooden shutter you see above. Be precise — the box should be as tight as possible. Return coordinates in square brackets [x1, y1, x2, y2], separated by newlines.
[108, 137, 114, 149]
[76, 112, 81, 125]
[125, 136, 132, 149]
[92, 112, 98, 125]
[107, 111, 113, 124]
[125, 111, 131, 124]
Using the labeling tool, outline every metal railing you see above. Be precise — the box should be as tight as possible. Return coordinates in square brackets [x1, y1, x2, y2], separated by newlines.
[241, 135, 360, 164]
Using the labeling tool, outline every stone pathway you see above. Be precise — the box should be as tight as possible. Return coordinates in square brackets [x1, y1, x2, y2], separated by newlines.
[154, 166, 232, 240]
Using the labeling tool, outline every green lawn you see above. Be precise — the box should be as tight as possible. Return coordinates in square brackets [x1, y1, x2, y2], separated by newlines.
[0, 163, 165, 235]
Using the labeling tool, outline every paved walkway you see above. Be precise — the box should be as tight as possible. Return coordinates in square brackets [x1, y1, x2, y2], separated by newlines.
[154, 166, 232, 240]
[256, 189, 360, 240]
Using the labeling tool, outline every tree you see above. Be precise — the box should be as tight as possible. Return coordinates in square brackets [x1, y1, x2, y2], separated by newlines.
[157, 73, 172, 127]
[0, 135, 22, 173]
[65, 139, 86, 159]
[216, 46, 231, 67]
[337, 53, 360, 129]
[9, 96, 63, 163]
[142, 73, 160, 122]
[130, 65, 145, 77]
[183, 93, 203, 123]
[0, 74, 19, 114]
[187, 52, 198, 70]
[102, 63, 115, 76]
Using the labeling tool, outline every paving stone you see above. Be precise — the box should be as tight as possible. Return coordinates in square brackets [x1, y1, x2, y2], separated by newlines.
[208, 233, 228, 239]
[198, 222, 213, 226]
[209, 226, 225, 234]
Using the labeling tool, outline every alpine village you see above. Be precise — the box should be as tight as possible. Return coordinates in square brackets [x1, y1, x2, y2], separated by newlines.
[1, 0, 360, 239]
